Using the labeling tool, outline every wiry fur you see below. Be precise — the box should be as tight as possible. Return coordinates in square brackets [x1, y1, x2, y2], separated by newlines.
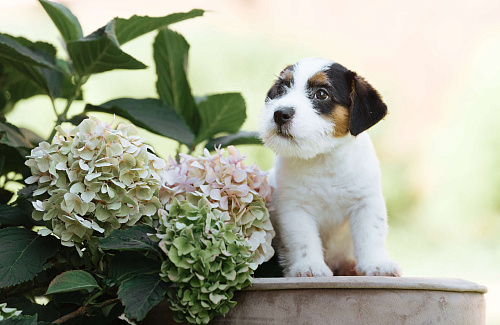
[260, 58, 400, 277]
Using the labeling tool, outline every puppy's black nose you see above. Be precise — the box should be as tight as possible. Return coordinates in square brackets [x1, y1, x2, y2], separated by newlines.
[274, 107, 295, 126]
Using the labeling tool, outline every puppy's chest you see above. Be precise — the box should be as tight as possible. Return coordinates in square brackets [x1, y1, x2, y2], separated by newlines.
[279, 169, 361, 222]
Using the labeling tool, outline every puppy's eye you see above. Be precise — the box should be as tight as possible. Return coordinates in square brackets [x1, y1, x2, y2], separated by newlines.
[314, 89, 329, 100]
[276, 85, 285, 96]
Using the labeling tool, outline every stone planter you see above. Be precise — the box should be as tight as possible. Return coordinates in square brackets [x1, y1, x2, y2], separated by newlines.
[144, 277, 487, 324]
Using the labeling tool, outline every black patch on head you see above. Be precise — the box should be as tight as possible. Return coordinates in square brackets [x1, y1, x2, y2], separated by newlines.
[304, 63, 352, 116]
[315, 62, 387, 136]
[325, 64, 352, 107]
[266, 65, 294, 101]
[344, 70, 388, 136]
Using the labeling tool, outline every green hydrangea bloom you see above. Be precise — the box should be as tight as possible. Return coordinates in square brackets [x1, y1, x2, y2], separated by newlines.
[0, 303, 22, 320]
[155, 194, 257, 325]
[26, 117, 165, 247]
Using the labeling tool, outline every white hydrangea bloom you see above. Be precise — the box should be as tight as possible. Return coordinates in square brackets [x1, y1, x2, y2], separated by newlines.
[26, 117, 165, 247]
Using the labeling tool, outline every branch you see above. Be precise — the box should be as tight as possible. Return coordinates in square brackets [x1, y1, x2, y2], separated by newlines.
[96, 297, 121, 308]
[51, 298, 121, 324]
[53, 306, 87, 324]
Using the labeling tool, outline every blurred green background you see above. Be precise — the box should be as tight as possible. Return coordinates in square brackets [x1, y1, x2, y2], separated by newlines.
[2, 0, 499, 323]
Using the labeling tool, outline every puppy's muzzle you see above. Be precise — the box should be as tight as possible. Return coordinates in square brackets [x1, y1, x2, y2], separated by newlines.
[274, 107, 295, 126]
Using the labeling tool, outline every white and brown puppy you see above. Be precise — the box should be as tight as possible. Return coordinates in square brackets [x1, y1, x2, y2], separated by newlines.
[259, 58, 401, 277]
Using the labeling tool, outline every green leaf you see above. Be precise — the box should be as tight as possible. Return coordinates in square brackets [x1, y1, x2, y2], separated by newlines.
[0, 33, 60, 70]
[0, 121, 34, 178]
[0, 145, 30, 180]
[0, 64, 43, 115]
[66, 20, 147, 77]
[206, 131, 262, 150]
[39, 0, 83, 42]
[0, 314, 38, 325]
[0, 228, 59, 287]
[0, 36, 66, 99]
[0, 188, 14, 205]
[0, 204, 33, 226]
[0, 120, 33, 149]
[115, 9, 204, 45]
[46, 270, 100, 294]
[154, 28, 199, 133]
[109, 251, 161, 283]
[195, 93, 247, 144]
[118, 274, 168, 321]
[99, 225, 159, 253]
[85, 98, 195, 146]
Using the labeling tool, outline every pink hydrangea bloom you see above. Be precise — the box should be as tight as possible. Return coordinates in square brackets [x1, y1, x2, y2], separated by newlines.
[159, 146, 275, 264]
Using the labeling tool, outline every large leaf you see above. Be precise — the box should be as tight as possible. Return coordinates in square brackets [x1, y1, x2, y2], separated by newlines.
[0, 36, 65, 99]
[0, 228, 59, 287]
[115, 9, 204, 45]
[206, 131, 262, 150]
[39, 0, 83, 42]
[98, 225, 159, 253]
[0, 147, 30, 181]
[0, 121, 32, 179]
[0, 120, 33, 149]
[66, 20, 147, 77]
[154, 28, 198, 133]
[46, 270, 100, 294]
[0, 188, 14, 205]
[0, 64, 43, 116]
[195, 93, 247, 144]
[85, 98, 194, 146]
[0, 204, 33, 227]
[118, 274, 168, 321]
[0, 33, 59, 70]
[108, 251, 161, 283]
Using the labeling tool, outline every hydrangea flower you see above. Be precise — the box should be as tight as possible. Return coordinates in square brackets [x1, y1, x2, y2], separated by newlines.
[0, 303, 22, 321]
[155, 195, 256, 324]
[25, 117, 165, 247]
[159, 146, 275, 265]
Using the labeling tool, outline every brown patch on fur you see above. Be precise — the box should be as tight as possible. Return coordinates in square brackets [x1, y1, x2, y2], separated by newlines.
[308, 71, 330, 88]
[329, 105, 350, 137]
[280, 65, 294, 86]
[267, 65, 294, 99]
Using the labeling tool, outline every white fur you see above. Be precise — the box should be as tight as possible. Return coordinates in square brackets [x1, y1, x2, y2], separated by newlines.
[260, 58, 401, 277]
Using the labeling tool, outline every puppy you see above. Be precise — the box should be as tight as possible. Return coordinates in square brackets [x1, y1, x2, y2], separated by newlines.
[259, 58, 401, 277]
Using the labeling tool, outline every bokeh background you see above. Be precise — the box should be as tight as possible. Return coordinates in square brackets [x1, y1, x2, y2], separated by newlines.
[2, 0, 500, 323]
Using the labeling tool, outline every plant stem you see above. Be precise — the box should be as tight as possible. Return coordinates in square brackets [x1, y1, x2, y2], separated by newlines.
[95, 297, 120, 308]
[51, 297, 120, 324]
[175, 142, 182, 163]
[50, 97, 58, 117]
[84, 289, 105, 307]
[46, 76, 87, 142]
[53, 306, 87, 324]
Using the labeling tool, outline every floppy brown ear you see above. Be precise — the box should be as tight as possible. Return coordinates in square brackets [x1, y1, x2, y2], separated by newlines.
[346, 71, 388, 136]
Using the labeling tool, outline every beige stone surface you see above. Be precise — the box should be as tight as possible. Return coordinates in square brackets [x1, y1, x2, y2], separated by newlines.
[144, 277, 487, 325]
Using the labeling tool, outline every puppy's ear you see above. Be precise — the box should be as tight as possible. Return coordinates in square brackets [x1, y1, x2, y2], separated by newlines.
[345, 71, 388, 136]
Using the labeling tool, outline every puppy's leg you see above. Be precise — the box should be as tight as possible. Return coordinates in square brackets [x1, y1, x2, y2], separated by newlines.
[277, 207, 333, 277]
[349, 196, 401, 276]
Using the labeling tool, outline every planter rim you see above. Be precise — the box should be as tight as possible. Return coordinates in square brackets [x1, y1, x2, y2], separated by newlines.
[247, 276, 487, 293]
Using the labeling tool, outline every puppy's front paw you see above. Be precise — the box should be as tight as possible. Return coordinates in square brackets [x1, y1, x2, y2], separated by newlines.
[287, 261, 333, 277]
[356, 258, 401, 277]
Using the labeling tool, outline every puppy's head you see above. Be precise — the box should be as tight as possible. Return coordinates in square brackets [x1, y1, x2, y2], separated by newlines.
[259, 58, 388, 159]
